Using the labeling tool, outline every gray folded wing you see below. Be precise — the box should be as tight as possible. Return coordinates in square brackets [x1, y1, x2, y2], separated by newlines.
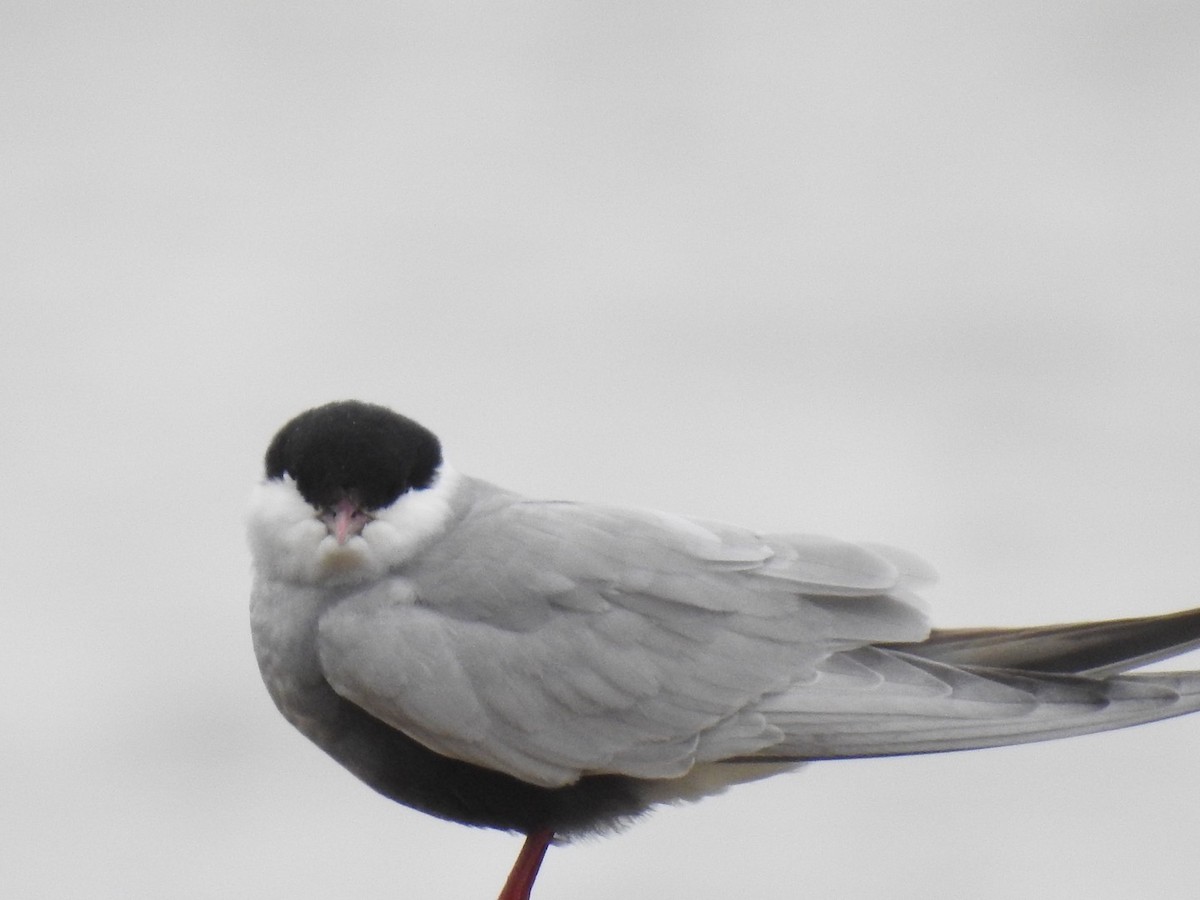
[316, 486, 1200, 785]
[745, 643, 1200, 761]
[316, 492, 929, 787]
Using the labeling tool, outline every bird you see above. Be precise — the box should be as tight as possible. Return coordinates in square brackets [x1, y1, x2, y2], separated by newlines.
[248, 400, 1200, 900]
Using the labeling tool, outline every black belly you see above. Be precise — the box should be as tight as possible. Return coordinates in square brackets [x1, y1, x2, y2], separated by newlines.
[318, 693, 648, 836]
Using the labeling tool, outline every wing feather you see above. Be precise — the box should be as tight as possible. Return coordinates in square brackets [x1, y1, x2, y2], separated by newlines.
[887, 607, 1200, 676]
[749, 647, 1200, 760]
[314, 481, 1200, 787]
[316, 484, 929, 787]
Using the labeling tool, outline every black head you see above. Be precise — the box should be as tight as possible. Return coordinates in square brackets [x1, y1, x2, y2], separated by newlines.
[265, 401, 442, 511]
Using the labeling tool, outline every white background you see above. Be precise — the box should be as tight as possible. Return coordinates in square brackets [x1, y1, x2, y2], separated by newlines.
[5, 3, 1200, 898]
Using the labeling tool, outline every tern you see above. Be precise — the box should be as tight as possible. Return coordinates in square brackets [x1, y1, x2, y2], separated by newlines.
[249, 400, 1200, 899]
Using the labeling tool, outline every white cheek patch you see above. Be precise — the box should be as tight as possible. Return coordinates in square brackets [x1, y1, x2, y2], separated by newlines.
[247, 466, 462, 586]
[365, 463, 461, 569]
[247, 477, 329, 584]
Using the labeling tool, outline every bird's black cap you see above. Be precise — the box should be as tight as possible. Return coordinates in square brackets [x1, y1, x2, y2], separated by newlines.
[265, 401, 442, 511]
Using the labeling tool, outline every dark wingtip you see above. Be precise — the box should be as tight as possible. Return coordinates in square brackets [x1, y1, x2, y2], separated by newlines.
[888, 606, 1200, 676]
[265, 401, 442, 510]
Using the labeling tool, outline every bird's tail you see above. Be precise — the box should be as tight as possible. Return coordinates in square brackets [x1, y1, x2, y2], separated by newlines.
[748, 607, 1200, 761]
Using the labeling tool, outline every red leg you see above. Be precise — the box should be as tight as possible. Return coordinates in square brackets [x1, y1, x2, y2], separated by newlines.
[497, 829, 554, 900]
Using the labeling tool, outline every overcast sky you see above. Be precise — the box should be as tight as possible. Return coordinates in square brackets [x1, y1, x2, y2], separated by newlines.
[5, 3, 1200, 898]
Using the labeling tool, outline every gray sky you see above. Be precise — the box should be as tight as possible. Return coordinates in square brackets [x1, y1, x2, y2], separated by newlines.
[5, 3, 1200, 898]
